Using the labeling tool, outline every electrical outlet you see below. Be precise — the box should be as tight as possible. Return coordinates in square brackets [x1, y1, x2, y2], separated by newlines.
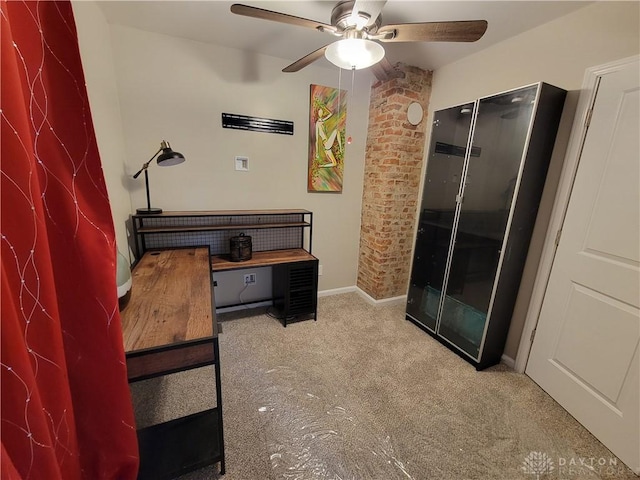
[235, 156, 249, 171]
[244, 273, 256, 285]
[318, 264, 323, 276]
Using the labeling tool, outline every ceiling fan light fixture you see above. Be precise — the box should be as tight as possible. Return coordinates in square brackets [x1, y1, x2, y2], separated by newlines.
[325, 38, 385, 70]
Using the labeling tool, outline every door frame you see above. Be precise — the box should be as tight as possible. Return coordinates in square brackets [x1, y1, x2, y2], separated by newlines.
[514, 54, 640, 373]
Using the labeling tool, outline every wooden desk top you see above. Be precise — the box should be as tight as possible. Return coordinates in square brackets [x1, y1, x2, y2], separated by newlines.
[120, 247, 216, 353]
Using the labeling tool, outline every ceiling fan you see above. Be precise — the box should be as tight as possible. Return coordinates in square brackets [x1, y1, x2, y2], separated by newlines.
[230, 1, 487, 79]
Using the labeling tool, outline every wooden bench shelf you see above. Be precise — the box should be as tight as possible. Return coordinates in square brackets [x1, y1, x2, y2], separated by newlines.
[211, 248, 315, 272]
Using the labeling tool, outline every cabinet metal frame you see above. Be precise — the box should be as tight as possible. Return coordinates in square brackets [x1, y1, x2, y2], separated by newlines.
[406, 82, 567, 369]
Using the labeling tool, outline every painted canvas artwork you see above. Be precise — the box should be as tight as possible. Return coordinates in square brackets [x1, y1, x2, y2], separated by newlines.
[308, 84, 347, 192]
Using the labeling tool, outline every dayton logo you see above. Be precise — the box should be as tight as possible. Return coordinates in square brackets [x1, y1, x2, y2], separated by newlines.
[522, 451, 554, 479]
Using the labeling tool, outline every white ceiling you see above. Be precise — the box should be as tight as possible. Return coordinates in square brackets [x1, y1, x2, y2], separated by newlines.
[97, 0, 592, 73]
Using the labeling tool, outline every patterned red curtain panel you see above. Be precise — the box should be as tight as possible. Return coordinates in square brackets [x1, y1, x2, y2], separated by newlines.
[1, 1, 138, 478]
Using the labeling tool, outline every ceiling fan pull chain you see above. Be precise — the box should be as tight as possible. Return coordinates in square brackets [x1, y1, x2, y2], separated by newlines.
[338, 66, 342, 126]
[351, 66, 355, 101]
[346, 67, 355, 145]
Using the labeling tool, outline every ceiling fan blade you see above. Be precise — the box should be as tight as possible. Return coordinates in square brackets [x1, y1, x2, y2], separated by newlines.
[230, 4, 334, 31]
[378, 20, 488, 43]
[283, 45, 330, 73]
[352, 0, 386, 27]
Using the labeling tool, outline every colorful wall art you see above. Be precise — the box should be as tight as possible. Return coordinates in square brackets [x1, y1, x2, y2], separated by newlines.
[308, 84, 347, 192]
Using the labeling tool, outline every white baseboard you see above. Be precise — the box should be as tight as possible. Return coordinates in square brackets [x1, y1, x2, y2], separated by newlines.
[356, 287, 407, 306]
[218, 286, 406, 311]
[501, 354, 516, 370]
[317, 285, 407, 306]
[318, 286, 357, 297]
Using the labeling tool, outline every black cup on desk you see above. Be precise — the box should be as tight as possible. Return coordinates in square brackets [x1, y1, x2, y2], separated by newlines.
[230, 233, 252, 261]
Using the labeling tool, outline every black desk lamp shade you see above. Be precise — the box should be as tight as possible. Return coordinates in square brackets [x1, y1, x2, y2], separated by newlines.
[133, 140, 185, 214]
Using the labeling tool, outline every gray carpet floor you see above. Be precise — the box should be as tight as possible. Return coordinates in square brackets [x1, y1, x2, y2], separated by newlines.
[131, 292, 636, 479]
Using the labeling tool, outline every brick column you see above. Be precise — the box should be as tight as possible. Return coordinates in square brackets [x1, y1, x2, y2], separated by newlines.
[357, 64, 432, 300]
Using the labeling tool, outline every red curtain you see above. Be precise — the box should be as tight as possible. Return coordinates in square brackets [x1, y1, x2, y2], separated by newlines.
[1, 1, 138, 478]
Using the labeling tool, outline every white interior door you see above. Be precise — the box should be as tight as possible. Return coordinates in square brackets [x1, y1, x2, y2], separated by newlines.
[526, 59, 639, 473]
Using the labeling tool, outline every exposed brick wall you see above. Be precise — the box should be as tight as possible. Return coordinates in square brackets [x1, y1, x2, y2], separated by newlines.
[357, 64, 432, 300]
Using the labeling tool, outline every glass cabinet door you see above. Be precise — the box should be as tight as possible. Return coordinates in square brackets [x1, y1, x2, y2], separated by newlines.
[437, 85, 538, 358]
[407, 102, 475, 331]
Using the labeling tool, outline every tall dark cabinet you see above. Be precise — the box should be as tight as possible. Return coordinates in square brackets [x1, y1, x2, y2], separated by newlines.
[406, 82, 566, 370]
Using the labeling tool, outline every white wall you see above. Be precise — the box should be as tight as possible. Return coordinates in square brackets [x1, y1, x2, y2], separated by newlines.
[429, 2, 640, 110]
[74, 1, 639, 323]
[72, 1, 132, 257]
[106, 24, 371, 298]
[424, 1, 640, 360]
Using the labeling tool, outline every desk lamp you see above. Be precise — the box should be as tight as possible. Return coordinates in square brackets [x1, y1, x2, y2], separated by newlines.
[133, 140, 185, 214]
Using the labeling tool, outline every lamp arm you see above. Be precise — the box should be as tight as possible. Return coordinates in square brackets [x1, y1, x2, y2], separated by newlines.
[132, 147, 163, 179]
